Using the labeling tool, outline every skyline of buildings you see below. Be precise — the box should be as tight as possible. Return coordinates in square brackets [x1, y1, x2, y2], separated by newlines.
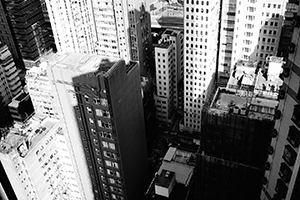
[0, 0, 300, 200]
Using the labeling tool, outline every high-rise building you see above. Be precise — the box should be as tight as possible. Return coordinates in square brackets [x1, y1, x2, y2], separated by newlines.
[26, 58, 59, 119]
[231, 0, 286, 67]
[183, 0, 220, 131]
[45, 0, 152, 75]
[0, 0, 53, 69]
[47, 53, 148, 200]
[0, 42, 22, 106]
[218, 0, 237, 76]
[197, 58, 282, 199]
[154, 29, 183, 126]
[0, 115, 83, 200]
[261, 2, 300, 199]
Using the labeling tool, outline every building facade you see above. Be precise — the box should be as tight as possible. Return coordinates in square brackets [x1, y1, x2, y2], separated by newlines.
[218, 0, 237, 75]
[45, 0, 152, 75]
[154, 29, 183, 126]
[0, 0, 53, 69]
[261, 2, 300, 199]
[183, 0, 220, 131]
[197, 58, 282, 199]
[26, 60, 59, 119]
[0, 116, 82, 200]
[0, 43, 22, 106]
[231, 0, 286, 67]
[47, 53, 148, 200]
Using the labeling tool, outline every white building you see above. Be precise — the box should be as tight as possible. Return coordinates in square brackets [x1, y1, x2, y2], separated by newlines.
[0, 115, 83, 200]
[183, 0, 220, 131]
[261, 3, 300, 199]
[231, 0, 286, 67]
[26, 58, 59, 119]
[45, 0, 152, 75]
[218, 0, 237, 75]
[154, 29, 183, 126]
[0, 43, 22, 106]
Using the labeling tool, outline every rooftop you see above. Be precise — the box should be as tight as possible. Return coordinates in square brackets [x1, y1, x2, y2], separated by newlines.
[48, 53, 119, 75]
[163, 147, 195, 165]
[155, 170, 175, 188]
[0, 115, 58, 155]
[209, 87, 278, 120]
[155, 41, 172, 49]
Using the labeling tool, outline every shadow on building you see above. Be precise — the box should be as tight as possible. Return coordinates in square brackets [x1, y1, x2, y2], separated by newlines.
[71, 59, 149, 200]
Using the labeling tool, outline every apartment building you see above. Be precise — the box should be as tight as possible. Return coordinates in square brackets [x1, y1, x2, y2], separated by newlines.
[154, 29, 183, 126]
[218, 0, 237, 75]
[0, 116, 83, 200]
[45, 0, 152, 75]
[0, 43, 22, 106]
[0, 0, 53, 69]
[261, 2, 300, 199]
[231, 0, 286, 67]
[47, 53, 148, 200]
[183, 0, 220, 131]
[26, 61, 59, 119]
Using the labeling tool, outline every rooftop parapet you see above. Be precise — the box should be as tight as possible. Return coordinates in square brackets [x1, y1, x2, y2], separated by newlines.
[0, 115, 58, 155]
[209, 87, 278, 121]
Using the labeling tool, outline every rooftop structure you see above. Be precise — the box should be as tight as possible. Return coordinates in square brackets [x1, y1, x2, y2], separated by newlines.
[0, 115, 50, 155]
[158, 147, 195, 186]
[146, 146, 195, 199]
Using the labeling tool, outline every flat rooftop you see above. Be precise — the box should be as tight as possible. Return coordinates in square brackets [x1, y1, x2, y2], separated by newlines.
[48, 53, 119, 75]
[155, 170, 175, 188]
[163, 147, 195, 166]
[209, 87, 278, 120]
[155, 41, 172, 49]
[0, 115, 58, 155]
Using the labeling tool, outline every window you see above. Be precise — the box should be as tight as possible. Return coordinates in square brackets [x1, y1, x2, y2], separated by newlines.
[98, 120, 112, 129]
[297, 83, 300, 101]
[109, 143, 116, 150]
[84, 95, 89, 102]
[102, 141, 109, 148]
[283, 145, 297, 166]
[89, 118, 94, 124]
[279, 162, 292, 183]
[287, 126, 300, 148]
[275, 179, 288, 198]
[87, 107, 92, 114]
[94, 98, 108, 106]
[292, 105, 300, 128]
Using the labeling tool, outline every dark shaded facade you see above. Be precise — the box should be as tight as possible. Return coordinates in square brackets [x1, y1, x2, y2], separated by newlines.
[196, 111, 274, 200]
[0, 0, 53, 69]
[73, 60, 148, 200]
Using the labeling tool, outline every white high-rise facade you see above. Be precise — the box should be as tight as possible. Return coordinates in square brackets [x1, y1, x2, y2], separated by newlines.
[154, 30, 183, 126]
[231, 0, 286, 67]
[0, 116, 83, 200]
[45, 0, 152, 75]
[183, 0, 220, 131]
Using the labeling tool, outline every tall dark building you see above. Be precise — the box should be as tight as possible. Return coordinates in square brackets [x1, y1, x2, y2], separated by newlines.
[196, 57, 283, 200]
[0, 0, 53, 69]
[47, 53, 149, 200]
